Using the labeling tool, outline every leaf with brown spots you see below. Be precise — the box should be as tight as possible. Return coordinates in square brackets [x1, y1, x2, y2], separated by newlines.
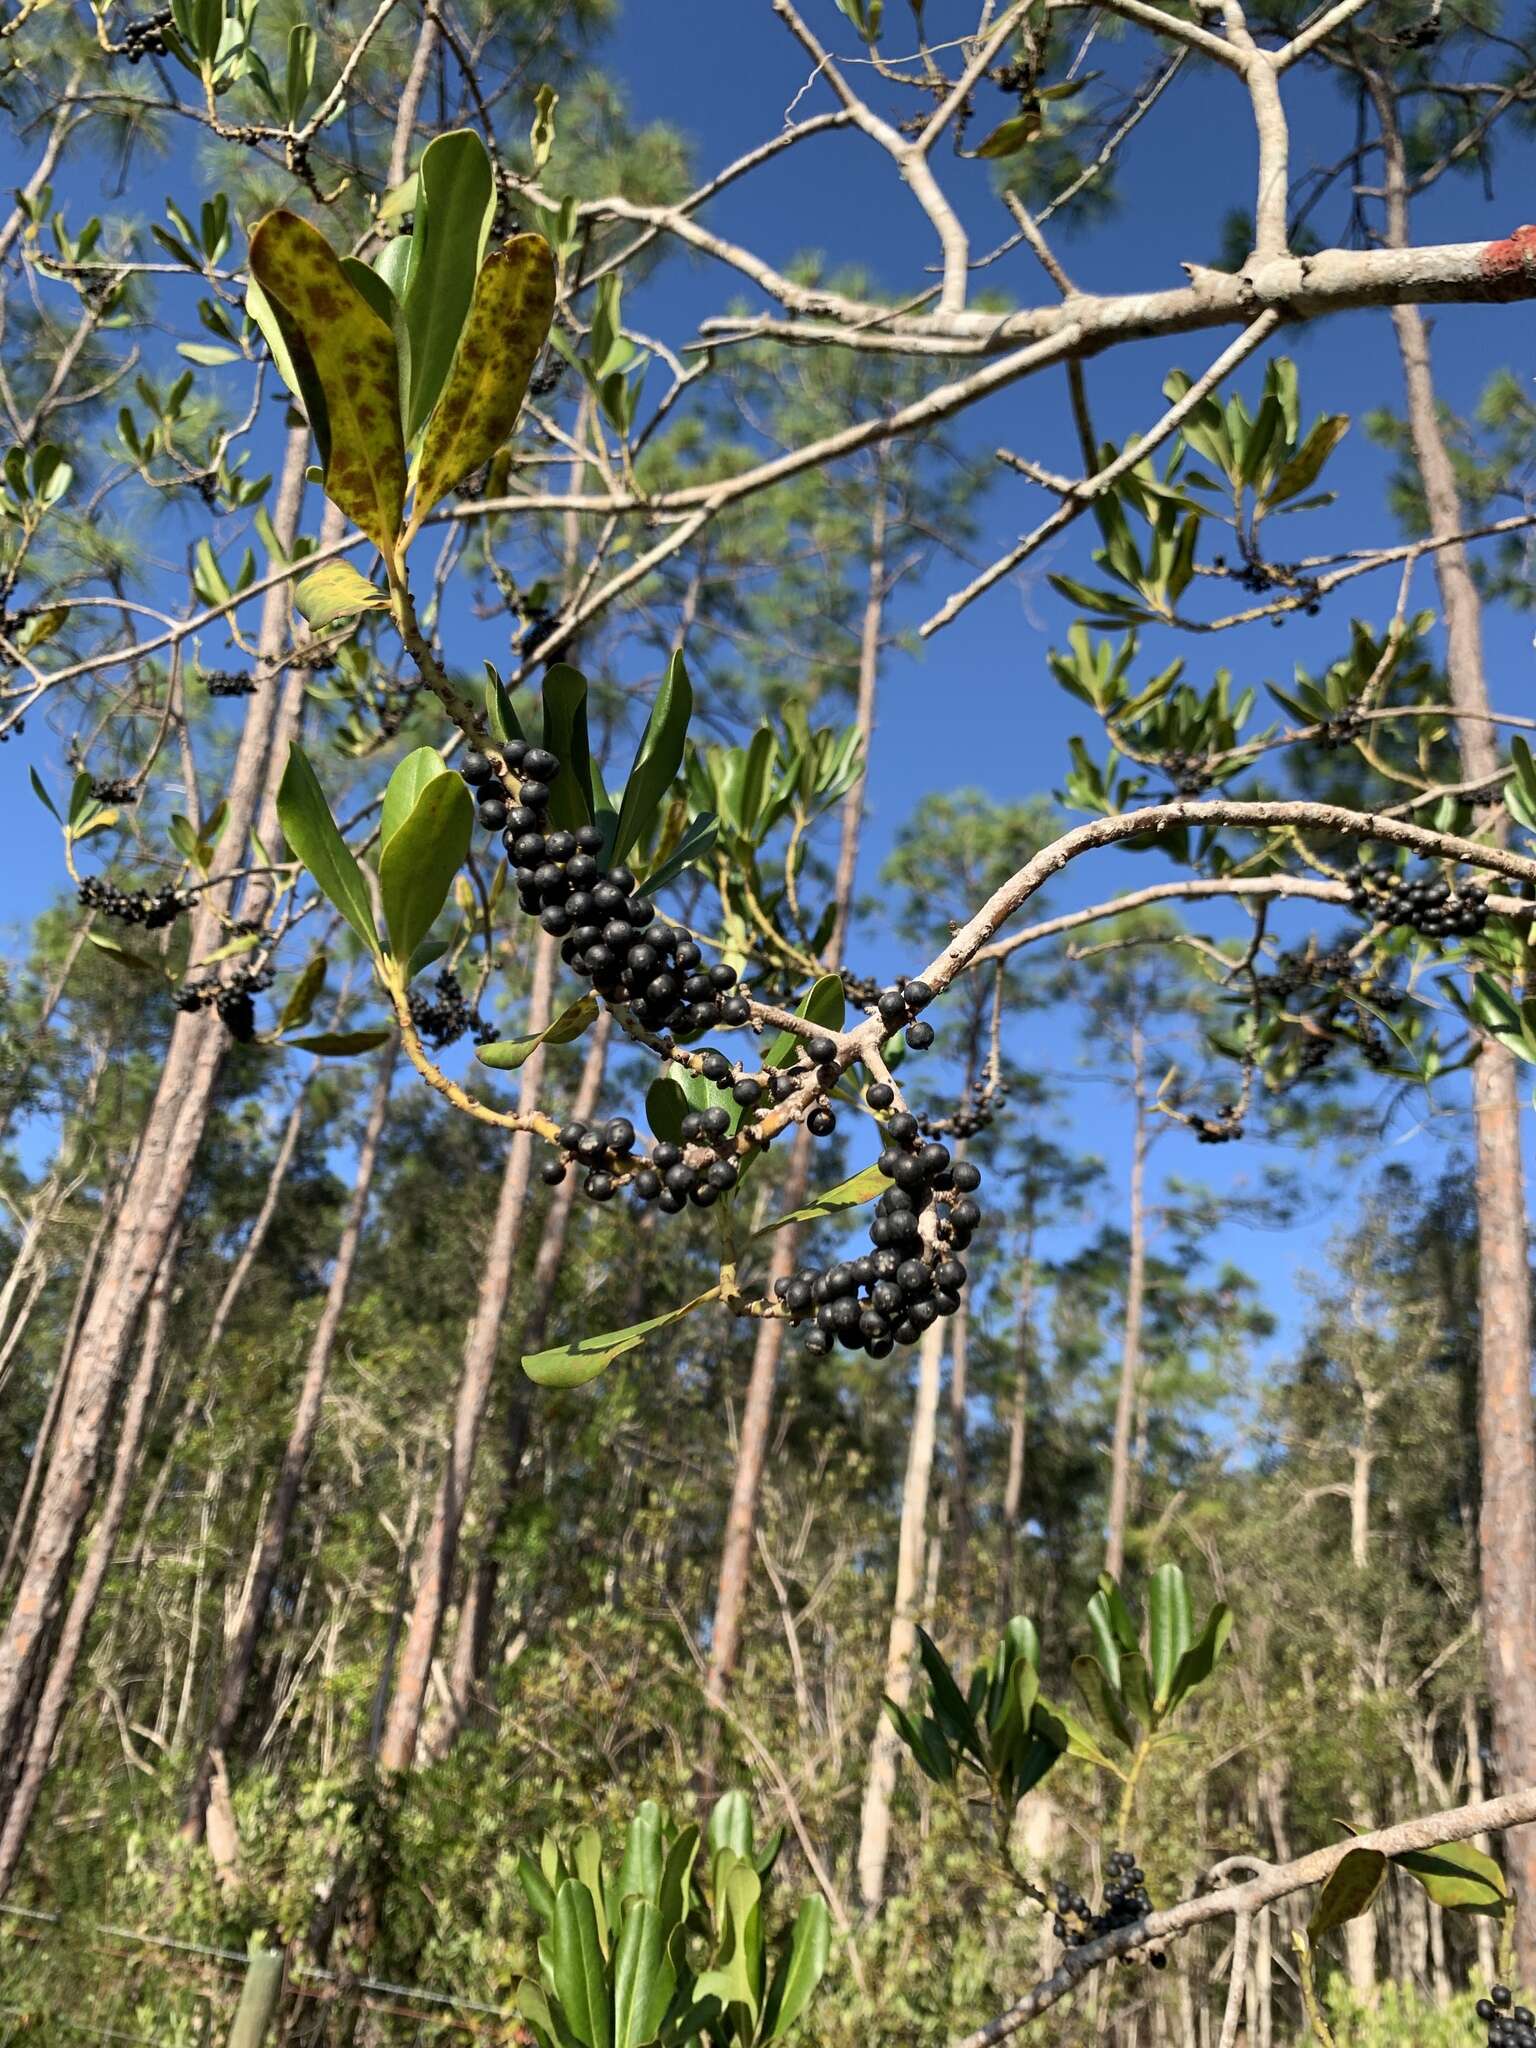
[406, 234, 555, 541]
[249, 211, 407, 557]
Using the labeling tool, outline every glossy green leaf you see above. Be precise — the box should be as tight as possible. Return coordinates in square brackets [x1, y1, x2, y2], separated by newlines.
[1031, 1698, 1120, 1776]
[613, 651, 693, 866]
[1148, 1562, 1193, 1708]
[917, 1628, 986, 1764]
[1167, 1601, 1233, 1712]
[658, 1824, 698, 1937]
[1392, 1838, 1508, 1916]
[617, 1802, 664, 1908]
[541, 665, 596, 832]
[515, 1978, 562, 2048]
[286, 1030, 393, 1056]
[278, 954, 327, 1032]
[754, 1162, 886, 1237]
[248, 213, 406, 553]
[1085, 1590, 1123, 1691]
[29, 768, 59, 821]
[485, 661, 525, 746]
[613, 1900, 673, 2048]
[410, 233, 556, 526]
[1095, 1573, 1139, 1654]
[976, 108, 1042, 156]
[763, 1896, 831, 2041]
[1308, 1848, 1388, 1939]
[520, 1850, 558, 1924]
[645, 1073, 688, 1145]
[401, 130, 497, 444]
[276, 744, 379, 955]
[553, 1879, 611, 2048]
[708, 1791, 753, 1862]
[294, 559, 389, 630]
[642, 811, 717, 896]
[1119, 1650, 1155, 1727]
[694, 1861, 762, 2025]
[378, 769, 472, 963]
[380, 747, 450, 850]
[765, 975, 845, 1069]
[477, 994, 598, 1070]
[522, 1293, 711, 1388]
[1072, 1654, 1134, 1748]
[84, 930, 165, 977]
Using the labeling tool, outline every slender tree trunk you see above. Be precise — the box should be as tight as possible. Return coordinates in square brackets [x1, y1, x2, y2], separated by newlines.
[1000, 1229, 1036, 1617]
[206, 1081, 313, 1367]
[1370, 74, 1536, 1982]
[428, 1008, 613, 1756]
[0, 1232, 182, 1895]
[704, 485, 889, 1716]
[0, 427, 309, 1768]
[377, 931, 558, 1775]
[183, 1037, 397, 1839]
[0, 1173, 126, 1598]
[1104, 1027, 1147, 1584]
[856, 1317, 945, 1912]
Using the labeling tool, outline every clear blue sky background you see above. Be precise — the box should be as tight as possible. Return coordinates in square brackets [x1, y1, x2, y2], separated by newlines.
[7, 1, 1536, 1397]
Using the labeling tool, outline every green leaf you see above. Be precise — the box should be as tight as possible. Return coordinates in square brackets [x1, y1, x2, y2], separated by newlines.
[917, 1628, 986, 1764]
[1072, 1654, 1134, 1748]
[477, 994, 598, 1070]
[735, 725, 777, 841]
[1148, 1562, 1193, 1708]
[617, 1802, 664, 1908]
[522, 1294, 711, 1388]
[658, 1825, 699, 1937]
[1030, 1698, 1121, 1776]
[380, 746, 449, 850]
[553, 1879, 611, 2048]
[541, 665, 596, 833]
[401, 130, 497, 444]
[1095, 1573, 1139, 1654]
[976, 108, 1042, 157]
[286, 1030, 393, 1056]
[694, 1861, 762, 2027]
[1308, 1848, 1388, 1939]
[294, 559, 389, 630]
[248, 212, 406, 554]
[1392, 1839, 1509, 1916]
[764, 1896, 831, 2041]
[275, 744, 379, 955]
[765, 975, 845, 1069]
[485, 661, 525, 746]
[645, 1072, 688, 1145]
[408, 233, 556, 528]
[29, 768, 59, 821]
[641, 811, 717, 896]
[84, 930, 166, 977]
[613, 651, 693, 866]
[277, 955, 327, 1032]
[1085, 1590, 1123, 1691]
[613, 1899, 673, 2048]
[378, 770, 472, 963]
[1118, 1650, 1155, 1727]
[1166, 1601, 1233, 1712]
[1267, 415, 1349, 507]
[708, 1792, 753, 1862]
[520, 1851, 558, 1924]
[754, 1162, 886, 1237]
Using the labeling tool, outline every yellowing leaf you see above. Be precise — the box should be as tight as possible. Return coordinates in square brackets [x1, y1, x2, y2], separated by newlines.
[407, 234, 556, 539]
[249, 211, 407, 555]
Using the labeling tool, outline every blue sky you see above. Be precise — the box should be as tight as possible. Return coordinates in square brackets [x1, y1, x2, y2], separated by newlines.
[8, 1, 1536, 1389]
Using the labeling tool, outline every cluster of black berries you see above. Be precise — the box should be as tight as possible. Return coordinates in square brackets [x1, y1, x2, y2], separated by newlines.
[122, 6, 171, 57]
[175, 964, 274, 1043]
[1189, 1103, 1244, 1145]
[875, 980, 937, 1051]
[927, 1072, 1007, 1141]
[407, 970, 495, 1051]
[1347, 863, 1488, 939]
[1050, 1857, 1166, 1968]
[464, 740, 750, 1039]
[1315, 707, 1366, 750]
[1157, 748, 1212, 797]
[78, 877, 187, 929]
[545, 1107, 749, 1213]
[779, 1094, 982, 1359]
[203, 670, 257, 697]
[1479, 1986, 1536, 2047]
[89, 777, 138, 804]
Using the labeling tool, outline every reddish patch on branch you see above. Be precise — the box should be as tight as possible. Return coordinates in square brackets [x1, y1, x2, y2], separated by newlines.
[1479, 226, 1536, 298]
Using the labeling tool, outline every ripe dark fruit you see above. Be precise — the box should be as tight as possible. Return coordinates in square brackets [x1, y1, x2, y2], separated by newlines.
[522, 746, 559, 782]
[542, 1160, 567, 1186]
[806, 1034, 838, 1065]
[866, 1082, 895, 1110]
[877, 989, 908, 1025]
[905, 1020, 935, 1050]
[605, 1117, 635, 1152]
[808, 1107, 836, 1137]
[732, 1078, 763, 1108]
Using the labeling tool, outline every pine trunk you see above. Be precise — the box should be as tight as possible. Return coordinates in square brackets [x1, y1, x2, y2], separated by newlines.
[0, 426, 310, 1769]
